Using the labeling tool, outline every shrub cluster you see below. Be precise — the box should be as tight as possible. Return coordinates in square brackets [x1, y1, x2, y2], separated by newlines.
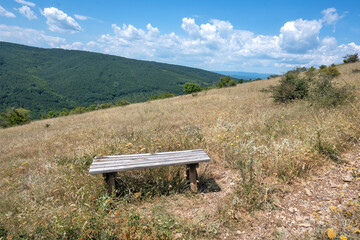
[183, 82, 201, 94]
[217, 76, 236, 88]
[41, 99, 130, 119]
[343, 53, 359, 63]
[0, 107, 31, 128]
[268, 65, 354, 106]
[149, 92, 176, 101]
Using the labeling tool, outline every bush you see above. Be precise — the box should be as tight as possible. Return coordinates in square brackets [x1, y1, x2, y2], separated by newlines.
[217, 76, 236, 88]
[319, 66, 340, 78]
[116, 99, 130, 106]
[319, 65, 327, 69]
[309, 74, 354, 106]
[343, 53, 359, 63]
[0, 107, 31, 128]
[149, 93, 175, 101]
[267, 64, 354, 107]
[269, 71, 309, 103]
[305, 66, 316, 78]
[183, 83, 201, 94]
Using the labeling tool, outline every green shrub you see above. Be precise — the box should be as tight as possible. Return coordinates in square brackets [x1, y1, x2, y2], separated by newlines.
[267, 64, 354, 107]
[217, 76, 236, 88]
[228, 80, 236, 86]
[319, 66, 340, 77]
[116, 99, 130, 106]
[305, 66, 316, 78]
[269, 71, 309, 103]
[0, 107, 31, 128]
[149, 92, 175, 101]
[343, 53, 359, 63]
[309, 66, 354, 106]
[183, 83, 201, 94]
[319, 65, 327, 69]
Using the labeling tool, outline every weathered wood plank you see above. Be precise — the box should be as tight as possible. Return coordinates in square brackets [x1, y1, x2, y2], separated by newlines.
[93, 149, 206, 161]
[89, 158, 209, 174]
[94, 149, 204, 160]
[90, 155, 209, 168]
[89, 149, 210, 174]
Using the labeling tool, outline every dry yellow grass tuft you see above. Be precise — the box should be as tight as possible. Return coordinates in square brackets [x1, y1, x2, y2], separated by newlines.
[0, 62, 359, 238]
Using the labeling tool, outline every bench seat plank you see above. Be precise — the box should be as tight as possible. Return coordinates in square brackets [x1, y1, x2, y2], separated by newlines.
[89, 149, 210, 174]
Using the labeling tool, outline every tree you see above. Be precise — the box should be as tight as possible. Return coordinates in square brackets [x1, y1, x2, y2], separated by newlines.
[343, 53, 359, 63]
[183, 83, 201, 94]
[218, 76, 236, 88]
[0, 108, 31, 128]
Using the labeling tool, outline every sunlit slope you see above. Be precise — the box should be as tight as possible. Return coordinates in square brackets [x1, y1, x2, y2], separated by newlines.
[0, 61, 359, 238]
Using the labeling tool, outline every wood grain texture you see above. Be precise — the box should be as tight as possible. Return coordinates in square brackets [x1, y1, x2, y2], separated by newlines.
[89, 149, 210, 174]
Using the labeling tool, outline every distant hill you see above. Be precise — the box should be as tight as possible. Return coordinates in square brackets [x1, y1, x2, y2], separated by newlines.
[215, 71, 272, 80]
[0, 41, 223, 119]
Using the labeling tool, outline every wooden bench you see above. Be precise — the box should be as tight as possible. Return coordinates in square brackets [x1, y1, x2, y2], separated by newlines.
[89, 149, 210, 194]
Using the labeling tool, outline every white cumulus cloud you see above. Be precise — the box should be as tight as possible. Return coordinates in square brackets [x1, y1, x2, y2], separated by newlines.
[279, 19, 322, 53]
[0, 24, 65, 47]
[42, 7, 82, 33]
[14, 0, 35, 7]
[0, 5, 16, 18]
[61, 41, 83, 50]
[321, 8, 343, 25]
[18, 5, 37, 20]
[55, 8, 358, 73]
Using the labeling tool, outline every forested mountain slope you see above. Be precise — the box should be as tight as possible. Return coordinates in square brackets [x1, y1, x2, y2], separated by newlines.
[0, 41, 222, 118]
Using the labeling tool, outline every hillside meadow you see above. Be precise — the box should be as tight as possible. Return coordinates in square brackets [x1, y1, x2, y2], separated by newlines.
[0, 62, 359, 239]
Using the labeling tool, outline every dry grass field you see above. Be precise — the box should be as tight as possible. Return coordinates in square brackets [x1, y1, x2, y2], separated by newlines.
[0, 62, 360, 239]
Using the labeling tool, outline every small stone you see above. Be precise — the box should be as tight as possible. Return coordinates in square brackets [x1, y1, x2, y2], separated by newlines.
[289, 207, 297, 213]
[343, 175, 353, 182]
[236, 230, 241, 235]
[304, 188, 312, 196]
[299, 222, 311, 228]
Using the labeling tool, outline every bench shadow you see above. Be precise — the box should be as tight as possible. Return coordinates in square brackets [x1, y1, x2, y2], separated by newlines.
[197, 177, 221, 193]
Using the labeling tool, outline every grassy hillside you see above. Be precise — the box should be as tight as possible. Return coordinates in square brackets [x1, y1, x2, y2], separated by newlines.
[0, 62, 359, 239]
[0, 41, 223, 119]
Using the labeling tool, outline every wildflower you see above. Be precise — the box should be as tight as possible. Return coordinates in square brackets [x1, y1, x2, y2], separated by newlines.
[345, 226, 352, 230]
[354, 228, 360, 234]
[168, 185, 172, 189]
[339, 235, 347, 240]
[196, 180, 199, 183]
[329, 206, 337, 211]
[344, 167, 349, 170]
[337, 208, 343, 212]
[326, 228, 336, 239]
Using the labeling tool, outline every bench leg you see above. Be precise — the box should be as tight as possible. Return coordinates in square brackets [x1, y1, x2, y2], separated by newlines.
[187, 164, 199, 193]
[103, 172, 116, 195]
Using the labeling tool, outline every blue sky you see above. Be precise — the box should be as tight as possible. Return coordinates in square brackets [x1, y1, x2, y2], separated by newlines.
[1, 0, 359, 73]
